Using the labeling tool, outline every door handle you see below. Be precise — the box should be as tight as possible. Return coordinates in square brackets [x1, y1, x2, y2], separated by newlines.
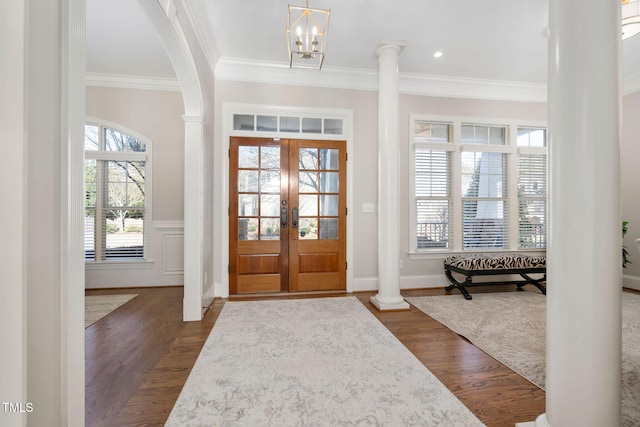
[292, 207, 298, 229]
[281, 206, 287, 228]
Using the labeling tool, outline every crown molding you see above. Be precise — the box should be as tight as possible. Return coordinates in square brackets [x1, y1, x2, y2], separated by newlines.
[215, 57, 548, 103]
[86, 61, 640, 99]
[85, 72, 181, 92]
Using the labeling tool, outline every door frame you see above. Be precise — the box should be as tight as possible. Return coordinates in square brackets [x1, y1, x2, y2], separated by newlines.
[218, 103, 354, 298]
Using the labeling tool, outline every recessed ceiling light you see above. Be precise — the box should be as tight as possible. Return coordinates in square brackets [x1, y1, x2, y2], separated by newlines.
[433, 51, 443, 58]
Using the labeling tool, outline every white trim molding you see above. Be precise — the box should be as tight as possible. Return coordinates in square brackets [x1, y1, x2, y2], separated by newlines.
[215, 57, 547, 103]
[352, 275, 449, 293]
[623, 274, 640, 291]
[219, 103, 355, 298]
[85, 72, 181, 92]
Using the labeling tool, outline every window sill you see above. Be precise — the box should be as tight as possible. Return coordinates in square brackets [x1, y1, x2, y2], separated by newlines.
[85, 260, 154, 271]
[408, 249, 546, 261]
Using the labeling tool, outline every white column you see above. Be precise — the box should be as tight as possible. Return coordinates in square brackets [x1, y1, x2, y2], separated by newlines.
[370, 41, 410, 311]
[537, 1, 622, 426]
[183, 115, 205, 321]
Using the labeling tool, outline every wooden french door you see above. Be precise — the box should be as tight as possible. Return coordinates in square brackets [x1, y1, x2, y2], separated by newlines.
[229, 137, 346, 294]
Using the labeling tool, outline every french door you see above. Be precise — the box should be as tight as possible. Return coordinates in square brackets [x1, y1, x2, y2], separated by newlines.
[229, 137, 347, 294]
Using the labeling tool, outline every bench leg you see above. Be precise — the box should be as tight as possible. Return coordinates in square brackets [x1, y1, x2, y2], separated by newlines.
[519, 273, 547, 295]
[444, 268, 474, 300]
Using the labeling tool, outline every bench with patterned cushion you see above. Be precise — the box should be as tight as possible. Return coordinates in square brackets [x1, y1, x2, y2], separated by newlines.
[443, 254, 546, 300]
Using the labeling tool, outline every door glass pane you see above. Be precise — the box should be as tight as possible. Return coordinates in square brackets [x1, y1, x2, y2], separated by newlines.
[233, 114, 254, 131]
[260, 218, 280, 240]
[260, 194, 280, 216]
[299, 218, 318, 239]
[238, 170, 259, 192]
[280, 116, 300, 132]
[299, 172, 319, 193]
[299, 195, 318, 216]
[261, 146, 280, 169]
[319, 148, 339, 170]
[239, 218, 258, 241]
[320, 172, 339, 193]
[299, 148, 318, 170]
[323, 119, 343, 135]
[238, 146, 259, 168]
[320, 195, 338, 216]
[238, 194, 258, 216]
[302, 117, 322, 133]
[320, 218, 338, 239]
[257, 115, 277, 132]
[260, 170, 280, 193]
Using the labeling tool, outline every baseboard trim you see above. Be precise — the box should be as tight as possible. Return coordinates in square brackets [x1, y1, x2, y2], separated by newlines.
[623, 274, 640, 291]
[351, 275, 448, 292]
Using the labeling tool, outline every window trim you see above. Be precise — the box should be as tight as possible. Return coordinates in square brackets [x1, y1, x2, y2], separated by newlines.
[85, 117, 153, 264]
[409, 114, 547, 256]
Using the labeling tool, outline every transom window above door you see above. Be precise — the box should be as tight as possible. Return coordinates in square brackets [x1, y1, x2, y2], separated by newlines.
[233, 114, 343, 135]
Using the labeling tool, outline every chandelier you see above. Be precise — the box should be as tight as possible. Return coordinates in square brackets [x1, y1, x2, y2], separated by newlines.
[286, 0, 331, 70]
[623, 0, 640, 39]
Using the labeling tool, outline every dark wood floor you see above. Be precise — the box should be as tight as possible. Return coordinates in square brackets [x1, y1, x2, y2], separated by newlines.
[86, 285, 546, 427]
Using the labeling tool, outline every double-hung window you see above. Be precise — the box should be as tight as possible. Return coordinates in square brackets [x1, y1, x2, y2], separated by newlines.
[410, 115, 547, 254]
[84, 121, 150, 261]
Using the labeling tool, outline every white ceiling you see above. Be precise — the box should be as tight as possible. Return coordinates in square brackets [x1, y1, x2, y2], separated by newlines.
[86, 0, 640, 90]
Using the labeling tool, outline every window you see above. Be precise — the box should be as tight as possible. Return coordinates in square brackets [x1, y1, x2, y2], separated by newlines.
[517, 128, 547, 249]
[84, 122, 150, 261]
[410, 115, 547, 253]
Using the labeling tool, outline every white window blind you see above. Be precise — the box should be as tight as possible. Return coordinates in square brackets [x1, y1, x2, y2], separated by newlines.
[461, 151, 508, 249]
[518, 153, 547, 248]
[410, 115, 547, 254]
[415, 148, 452, 249]
[85, 123, 149, 261]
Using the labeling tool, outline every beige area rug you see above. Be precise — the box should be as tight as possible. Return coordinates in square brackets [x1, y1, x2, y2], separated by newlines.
[166, 297, 485, 426]
[407, 291, 640, 427]
[85, 294, 138, 328]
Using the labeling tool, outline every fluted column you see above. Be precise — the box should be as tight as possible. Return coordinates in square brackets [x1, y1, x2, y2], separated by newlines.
[370, 41, 410, 311]
[536, 1, 622, 425]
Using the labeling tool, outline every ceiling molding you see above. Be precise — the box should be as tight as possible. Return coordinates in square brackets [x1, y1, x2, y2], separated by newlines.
[181, 0, 220, 71]
[85, 72, 181, 92]
[215, 57, 548, 103]
[86, 61, 640, 100]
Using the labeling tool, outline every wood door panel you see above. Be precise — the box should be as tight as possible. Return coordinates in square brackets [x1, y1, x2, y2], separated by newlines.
[295, 273, 342, 291]
[237, 241, 281, 254]
[298, 252, 338, 273]
[237, 275, 281, 293]
[237, 254, 280, 274]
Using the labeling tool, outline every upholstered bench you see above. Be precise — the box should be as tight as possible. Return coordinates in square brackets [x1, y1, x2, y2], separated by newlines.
[443, 254, 546, 300]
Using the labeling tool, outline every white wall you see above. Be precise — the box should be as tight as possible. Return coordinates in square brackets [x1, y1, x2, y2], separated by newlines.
[0, 0, 84, 424]
[622, 91, 640, 289]
[213, 80, 548, 291]
[85, 87, 186, 288]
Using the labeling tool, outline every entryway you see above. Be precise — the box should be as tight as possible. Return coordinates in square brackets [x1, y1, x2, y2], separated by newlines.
[229, 137, 347, 294]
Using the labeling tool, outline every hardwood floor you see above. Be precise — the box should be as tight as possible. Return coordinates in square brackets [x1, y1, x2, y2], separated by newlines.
[86, 285, 545, 427]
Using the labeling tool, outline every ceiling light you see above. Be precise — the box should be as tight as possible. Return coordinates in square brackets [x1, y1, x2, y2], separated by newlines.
[287, 0, 331, 70]
[622, 0, 640, 40]
[433, 51, 443, 58]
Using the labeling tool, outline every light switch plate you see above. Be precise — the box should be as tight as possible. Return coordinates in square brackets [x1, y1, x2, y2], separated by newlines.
[362, 203, 375, 213]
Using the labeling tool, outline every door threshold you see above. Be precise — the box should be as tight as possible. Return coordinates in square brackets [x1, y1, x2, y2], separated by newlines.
[228, 290, 348, 301]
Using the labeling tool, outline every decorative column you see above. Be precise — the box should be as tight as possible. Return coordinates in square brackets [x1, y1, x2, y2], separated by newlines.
[538, 1, 622, 426]
[370, 41, 410, 311]
[183, 115, 205, 321]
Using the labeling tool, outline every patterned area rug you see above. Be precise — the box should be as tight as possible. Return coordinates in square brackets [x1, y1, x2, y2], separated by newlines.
[166, 297, 484, 426]
[407, 291, 640, 427]
[85, 294, 137, 328]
